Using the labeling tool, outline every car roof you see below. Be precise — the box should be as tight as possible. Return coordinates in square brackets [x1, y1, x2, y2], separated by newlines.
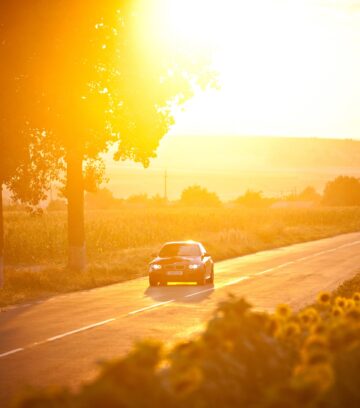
[162, 241, 201, 246]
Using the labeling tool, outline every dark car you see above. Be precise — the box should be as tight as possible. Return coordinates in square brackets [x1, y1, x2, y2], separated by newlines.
[149, 241, 214, 286]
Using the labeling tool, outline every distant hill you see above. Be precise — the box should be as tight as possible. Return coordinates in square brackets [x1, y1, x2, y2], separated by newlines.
[152, 136, 360, 170]
[104, 136, 360, 200]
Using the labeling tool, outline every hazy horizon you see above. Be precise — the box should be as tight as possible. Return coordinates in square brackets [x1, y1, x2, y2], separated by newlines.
[104, 135, 360, 200]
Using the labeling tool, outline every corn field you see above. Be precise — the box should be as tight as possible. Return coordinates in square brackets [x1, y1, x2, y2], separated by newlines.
[4, 207, 360, 265]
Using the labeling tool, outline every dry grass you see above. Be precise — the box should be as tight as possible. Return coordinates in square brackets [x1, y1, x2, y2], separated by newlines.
[0, 247, 154, 307]
[1, 207, 360, 307]
[333, 270, 360, 299]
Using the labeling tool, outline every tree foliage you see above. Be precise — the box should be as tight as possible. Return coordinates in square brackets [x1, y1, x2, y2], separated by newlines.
[0, 3, 62, 204]
[0, 2, 63, 285]
[21, 0, 217, 165]
[14, 0, 216, 269]
[323, 176, 360, 206]
[180, 185, 221, 207]
[298, 186, 321, 202]
[234, 190, 271, 208]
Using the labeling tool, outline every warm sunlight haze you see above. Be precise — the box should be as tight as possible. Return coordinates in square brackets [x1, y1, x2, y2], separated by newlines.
[2, 1, 360, 407]
[104, 0, 360, 199]
[160, 0, 360, 139]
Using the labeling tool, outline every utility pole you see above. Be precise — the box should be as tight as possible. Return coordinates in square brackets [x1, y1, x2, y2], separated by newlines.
[164, 169, 168, 202]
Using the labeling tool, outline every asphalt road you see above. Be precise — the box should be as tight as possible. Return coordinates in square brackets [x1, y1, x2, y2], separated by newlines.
[1, 232, 360, 405]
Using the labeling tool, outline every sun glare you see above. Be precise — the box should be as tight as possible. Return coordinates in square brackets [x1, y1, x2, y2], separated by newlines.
[164, 0, 218, 46]
[135, 0, 218, 56]
[140, 0, 360, 139]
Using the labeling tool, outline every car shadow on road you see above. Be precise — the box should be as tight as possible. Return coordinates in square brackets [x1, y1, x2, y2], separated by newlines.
[144, 283, 215, 304]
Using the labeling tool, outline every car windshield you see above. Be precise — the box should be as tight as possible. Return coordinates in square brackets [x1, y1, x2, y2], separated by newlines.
[159, 243, 201, 257]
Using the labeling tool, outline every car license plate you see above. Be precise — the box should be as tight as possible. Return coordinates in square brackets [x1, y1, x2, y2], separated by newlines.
[167, 271, 183, 276]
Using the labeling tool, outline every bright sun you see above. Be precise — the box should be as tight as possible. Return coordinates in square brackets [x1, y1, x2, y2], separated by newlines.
[164, 0, 218, 45]
[139, 0, 360, 139]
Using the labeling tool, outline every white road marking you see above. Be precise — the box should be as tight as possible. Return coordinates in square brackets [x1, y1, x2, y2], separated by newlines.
[127, 300, 175, 316]
[185, 277, 251, 298]
[279, 261, 295, 267]
[253, 268, 276, 276]
[223, 277, 250, 286]
[0, 348, 24, 358]
[252, 240, 360, 276]
[252, 261, 299, 277]
[185, 287, 215, 298]
[46, 319, 116, 342]
[2, 238, 360, 359]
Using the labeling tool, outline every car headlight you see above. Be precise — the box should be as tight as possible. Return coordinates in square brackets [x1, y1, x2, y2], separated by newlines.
[189, 264, 200, 270]
[151, 264, 162, 271]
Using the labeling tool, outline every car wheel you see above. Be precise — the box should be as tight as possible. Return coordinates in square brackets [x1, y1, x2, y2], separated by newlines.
[149, 276, 158, 287]
[208, 267, 214, 284]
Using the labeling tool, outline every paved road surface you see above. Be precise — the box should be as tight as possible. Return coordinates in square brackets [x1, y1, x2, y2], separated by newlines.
[1, 232, 360, 405]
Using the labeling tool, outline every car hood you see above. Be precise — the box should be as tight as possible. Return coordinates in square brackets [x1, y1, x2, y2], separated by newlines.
[150, 256, 201, 265]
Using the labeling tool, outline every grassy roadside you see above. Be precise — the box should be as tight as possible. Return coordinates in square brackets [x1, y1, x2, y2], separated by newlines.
[333, 270, 360, 298]
[1, 207, 360, 308]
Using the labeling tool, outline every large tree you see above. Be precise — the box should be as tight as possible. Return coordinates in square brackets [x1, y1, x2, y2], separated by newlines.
[0, 3, 62, 287]
[323, 176, 360, 206]
[22, 0, 216, 270]
[180, 185, 222, 207]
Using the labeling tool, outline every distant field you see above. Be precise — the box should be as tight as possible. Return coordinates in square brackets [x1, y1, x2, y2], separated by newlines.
[4, 206, 360, 265]
[2, 207, 360, 307]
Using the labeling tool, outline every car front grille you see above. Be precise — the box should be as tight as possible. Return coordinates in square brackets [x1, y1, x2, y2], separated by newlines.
[164, 264, 185, 271]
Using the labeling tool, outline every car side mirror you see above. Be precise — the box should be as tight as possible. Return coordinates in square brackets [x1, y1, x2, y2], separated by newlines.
[203, 252, 210, 258]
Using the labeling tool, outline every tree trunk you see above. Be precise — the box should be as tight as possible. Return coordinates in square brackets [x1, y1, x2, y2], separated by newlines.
[67, 150, 86, 271]
[0, 183, 4, 288]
